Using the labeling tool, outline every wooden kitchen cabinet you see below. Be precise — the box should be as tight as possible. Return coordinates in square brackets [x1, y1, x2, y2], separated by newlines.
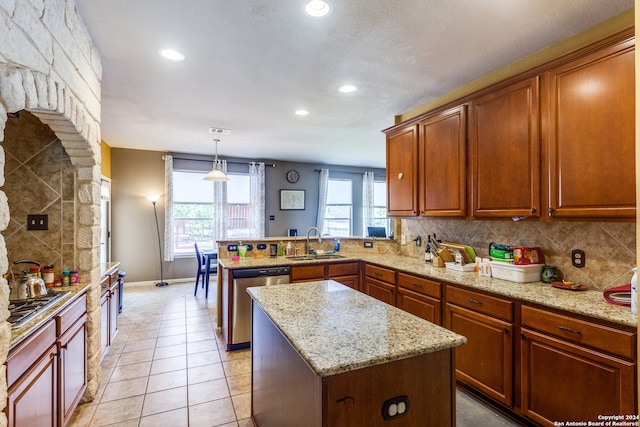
[57, 294, 88, 427]
[520, 305, 636, 426]
[418, 105, 467, 217]
[363, 264, 396, 305]
[470, 77, 540, 218]
[386, 124, 419, 216]
[444, 286, 515, 407]
[6, 320, 58, 427]
[290, 262, 360, 291]
[396, 272, 442, 324]
[543, 37, 635, 219]
[100, 268, 120, 359]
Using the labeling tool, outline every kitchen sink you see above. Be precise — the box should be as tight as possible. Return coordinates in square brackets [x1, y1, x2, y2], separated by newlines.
[287, 254, 346, 261]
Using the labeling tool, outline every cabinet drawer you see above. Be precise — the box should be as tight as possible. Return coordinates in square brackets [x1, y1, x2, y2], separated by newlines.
[57, 293, 87, 336]
[397, 273, 440, 299]
[364, 264, 395, 284]
[327, 262, 359, 277]
[446, 286, 513, 321]
[521, 305, 635, 360]
[290, 265, 325, 281]
[7, 319, 56, 386]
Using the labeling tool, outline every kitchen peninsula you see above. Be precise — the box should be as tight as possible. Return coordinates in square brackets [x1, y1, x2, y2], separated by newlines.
[247, 280, 467, 427]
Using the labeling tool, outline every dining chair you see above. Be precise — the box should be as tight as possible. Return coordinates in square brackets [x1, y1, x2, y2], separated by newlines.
[194, 242, 207, 295]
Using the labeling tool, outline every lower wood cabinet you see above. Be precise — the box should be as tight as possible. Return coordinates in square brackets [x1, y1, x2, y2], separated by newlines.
[444, 286, 514, 408]
[363, 264, 396, 305]
[396, 273, 442, 325]
[520, 305, 636, 426]
[6, 292, 87, 427]
[100, 269, 120, 359]
[290, 262, 360, 290]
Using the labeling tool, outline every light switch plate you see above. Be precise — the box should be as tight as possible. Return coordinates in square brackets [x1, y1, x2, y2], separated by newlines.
[364, 241, 373, 248]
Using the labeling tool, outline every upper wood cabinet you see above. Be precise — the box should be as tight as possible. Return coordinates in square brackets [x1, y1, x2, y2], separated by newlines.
[470, 77, 540, 218]
[543, 38, 635, 219]
[419, 106, 467, 217]
[386, 124, 419, 216]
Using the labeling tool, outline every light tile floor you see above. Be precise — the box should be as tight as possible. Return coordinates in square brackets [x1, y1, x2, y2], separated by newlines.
[69, 280, 521, 427]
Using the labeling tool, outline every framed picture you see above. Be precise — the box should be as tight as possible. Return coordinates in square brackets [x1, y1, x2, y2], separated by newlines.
[280, 189, 305, 210]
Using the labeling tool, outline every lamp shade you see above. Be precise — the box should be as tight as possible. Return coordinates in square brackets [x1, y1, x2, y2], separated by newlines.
[147, 194, 160, 203]
[203, 168, 229, 182]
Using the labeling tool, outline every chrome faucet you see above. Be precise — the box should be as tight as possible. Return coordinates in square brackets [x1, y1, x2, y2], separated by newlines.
[305, 227, 322, 255]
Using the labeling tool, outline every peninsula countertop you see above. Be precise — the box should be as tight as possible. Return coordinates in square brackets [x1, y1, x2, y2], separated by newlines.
[247, 280, 467, 377]
[220, 253, 637, 328]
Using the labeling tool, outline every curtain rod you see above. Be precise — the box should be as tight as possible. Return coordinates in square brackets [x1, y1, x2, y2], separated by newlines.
[165, 155, 276, 167]
[314, 168, 383, 174]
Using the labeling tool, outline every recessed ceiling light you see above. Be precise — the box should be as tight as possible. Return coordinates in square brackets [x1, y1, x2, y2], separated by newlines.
[338, 85, 357, 93]
[160, 49, 185, 61]
[303, 0, 331, 18]
[295, 109, 309, 116]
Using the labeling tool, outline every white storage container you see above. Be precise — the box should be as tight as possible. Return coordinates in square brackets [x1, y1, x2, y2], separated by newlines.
[489, 261, 544, 283]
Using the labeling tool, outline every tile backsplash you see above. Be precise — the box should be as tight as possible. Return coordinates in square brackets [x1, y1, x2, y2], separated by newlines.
[3, 112, 77, 274]
[400, 218, 636, 291]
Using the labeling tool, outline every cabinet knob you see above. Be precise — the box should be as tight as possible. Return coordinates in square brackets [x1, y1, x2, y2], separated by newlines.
[530, 207, 536, 214]
[397, 172, 404, 180]
[548, 207, 555, 215]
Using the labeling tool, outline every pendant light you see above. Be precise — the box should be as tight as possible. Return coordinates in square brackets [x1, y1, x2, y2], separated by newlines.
[203, 138, 229, 182]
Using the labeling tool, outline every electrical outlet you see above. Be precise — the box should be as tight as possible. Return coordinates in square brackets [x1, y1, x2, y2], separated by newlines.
[382, 395, 409, 421]
[415, 235, 421, 247]
[364, 241, 373, 248]
[256, 243, 267, 250]
[27, 214, 48, 230]
[227, 244, 238, 252]
[572, 249, 585, 268]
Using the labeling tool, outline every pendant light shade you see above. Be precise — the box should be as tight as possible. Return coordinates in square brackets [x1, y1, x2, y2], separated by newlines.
[203, 138, 229, 182]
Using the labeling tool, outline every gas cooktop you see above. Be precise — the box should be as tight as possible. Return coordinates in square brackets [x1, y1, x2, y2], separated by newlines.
[8, 290, 71, 328]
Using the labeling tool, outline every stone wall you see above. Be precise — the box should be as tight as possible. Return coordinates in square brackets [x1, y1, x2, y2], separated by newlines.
[0, 1, 102, 425]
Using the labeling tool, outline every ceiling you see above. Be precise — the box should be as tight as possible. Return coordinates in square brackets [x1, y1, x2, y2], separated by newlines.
[74, 0, 633, 168]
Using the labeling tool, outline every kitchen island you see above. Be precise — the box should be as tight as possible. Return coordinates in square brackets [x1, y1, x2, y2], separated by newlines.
[247, 280, 467, 427]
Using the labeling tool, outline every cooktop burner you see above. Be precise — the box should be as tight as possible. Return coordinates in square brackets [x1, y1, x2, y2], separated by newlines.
[8, 290, 71, 328]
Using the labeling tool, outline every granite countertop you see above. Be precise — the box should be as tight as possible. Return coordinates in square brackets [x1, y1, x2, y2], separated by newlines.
[10, 283, 91, 349]
[247, 280, 467, 377]
[220, 253, 637, 328]
[101, 261, 121, 277]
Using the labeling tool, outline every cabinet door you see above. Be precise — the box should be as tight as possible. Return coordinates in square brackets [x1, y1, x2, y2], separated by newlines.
[386, 124, 419, 216]
[100, 291, 109, 358]
[521, 328, 635, 426]
[445, 303, 513, 407]
[290, 264, 325, 283]
[545, 40, 635, 219]
[364, 277, 395, 305]
[109, 284, 119, 341]
[396, 288, 441, 324]
[331, 274, 360, 291]
[7, 344, 58, 427]
[419, 106, 467, 217]
[59, 317, 87, 427]
[471, 77, 540, 218]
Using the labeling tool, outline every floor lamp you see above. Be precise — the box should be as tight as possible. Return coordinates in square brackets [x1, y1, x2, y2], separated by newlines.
[147, 195, 168, 287]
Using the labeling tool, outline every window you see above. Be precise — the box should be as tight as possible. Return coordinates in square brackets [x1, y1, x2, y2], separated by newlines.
[171, 170, 252, 255]
[372, 181, 388, 229]
[323, 178, 352, 237]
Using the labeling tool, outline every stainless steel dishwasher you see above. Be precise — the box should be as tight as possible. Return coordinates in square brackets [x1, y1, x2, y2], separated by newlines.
[225, 266, 290, 350]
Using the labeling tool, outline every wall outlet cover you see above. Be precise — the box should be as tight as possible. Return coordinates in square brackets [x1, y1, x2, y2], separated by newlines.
[27, 214, 48, 230]
[227, 244, 238, 252]
[364, 241, 373, 248]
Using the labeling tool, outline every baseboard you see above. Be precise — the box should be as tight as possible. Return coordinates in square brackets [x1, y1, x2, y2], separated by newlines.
[124, 276, 216, 287]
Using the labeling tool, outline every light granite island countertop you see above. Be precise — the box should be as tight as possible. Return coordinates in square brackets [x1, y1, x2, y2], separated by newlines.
[247, 280, 467, 427]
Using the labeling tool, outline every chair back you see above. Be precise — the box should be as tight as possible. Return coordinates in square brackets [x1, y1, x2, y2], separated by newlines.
[194, 242, 205, 267]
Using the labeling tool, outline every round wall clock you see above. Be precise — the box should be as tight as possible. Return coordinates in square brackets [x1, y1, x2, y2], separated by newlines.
[286, 170, 300, 183]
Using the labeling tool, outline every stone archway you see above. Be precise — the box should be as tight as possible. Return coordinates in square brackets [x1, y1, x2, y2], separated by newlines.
[0, 66, 103, 421]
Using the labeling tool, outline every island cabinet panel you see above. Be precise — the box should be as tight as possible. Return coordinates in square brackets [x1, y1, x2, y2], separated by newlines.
[445, 287, 514, 407]
[386, 124, 419, 216]
[470, 76, 540, 218]
[323, 349, 455, 427]
[520, 305, 637, 425]
[418, 105, 467, 217]
[396, 273, 442, 324]
[544, 38, 635, 219]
